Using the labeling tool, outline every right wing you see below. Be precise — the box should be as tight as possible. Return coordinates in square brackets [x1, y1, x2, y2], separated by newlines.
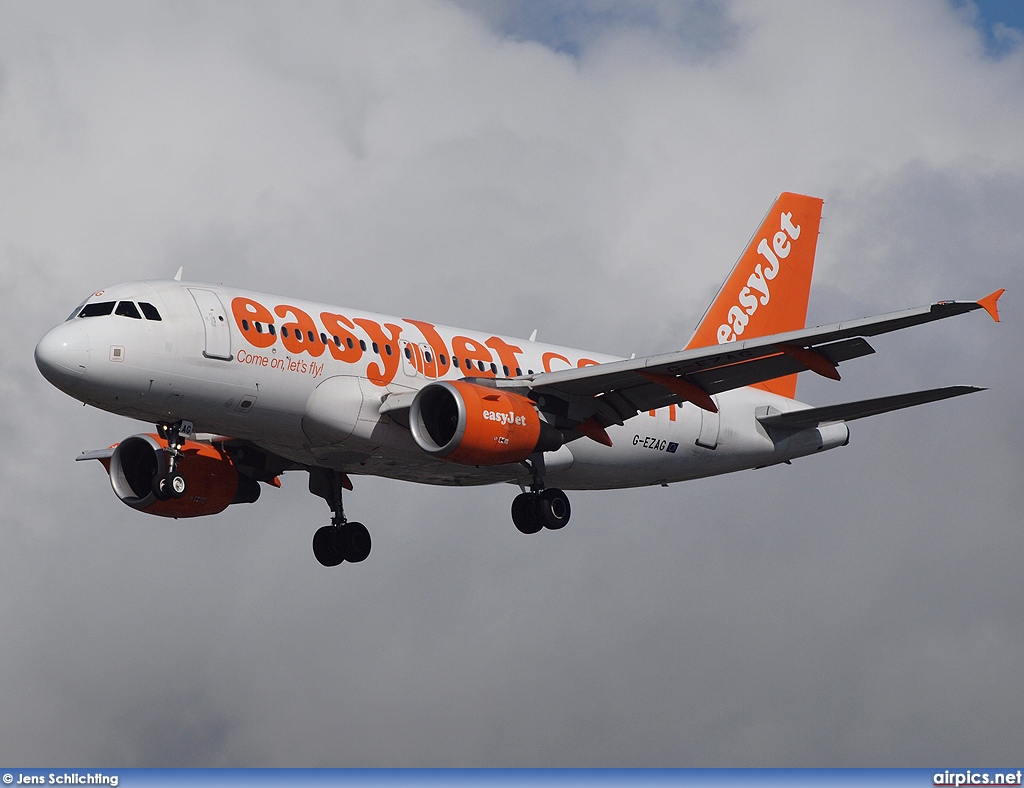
[488, 292, 1002, 434]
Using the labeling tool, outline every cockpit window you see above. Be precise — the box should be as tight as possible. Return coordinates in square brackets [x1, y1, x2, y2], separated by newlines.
[115, 301, 142, 319]
[66, 299, 89, 321]
[78, 301, 116, 318]
[139, 302, 162, 321]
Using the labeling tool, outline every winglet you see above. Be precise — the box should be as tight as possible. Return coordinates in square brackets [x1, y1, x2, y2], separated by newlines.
[977, 288, 1004, 322]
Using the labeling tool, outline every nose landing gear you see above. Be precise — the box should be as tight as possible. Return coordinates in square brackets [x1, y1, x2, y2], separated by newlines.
[309, 468, 371, 567]
[511, 454, 571, 534]
[152, 420, 193, 500]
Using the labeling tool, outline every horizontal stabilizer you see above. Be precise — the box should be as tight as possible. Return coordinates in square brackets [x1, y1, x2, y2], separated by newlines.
[77, 447, 116, 462]
[757, 386, 984, 431]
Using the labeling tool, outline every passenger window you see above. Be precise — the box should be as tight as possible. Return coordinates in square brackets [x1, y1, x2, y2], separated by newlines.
[115, 301, 142, 319]
[139, 302, 162, 321]
[78, 301, 116, 318]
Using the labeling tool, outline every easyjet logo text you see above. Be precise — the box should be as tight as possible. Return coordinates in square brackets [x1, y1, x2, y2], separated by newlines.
[483, 410, 528, 427]
[230, 296, 599, 388]
[717, 211, 801, 344]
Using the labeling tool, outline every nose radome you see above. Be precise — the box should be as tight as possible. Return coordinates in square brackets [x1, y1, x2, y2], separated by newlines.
[35, 323, 90, 385]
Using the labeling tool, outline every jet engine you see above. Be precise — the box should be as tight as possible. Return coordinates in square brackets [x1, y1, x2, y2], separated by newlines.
[103, 434, 261, 518]
[409, 381, 562, 466]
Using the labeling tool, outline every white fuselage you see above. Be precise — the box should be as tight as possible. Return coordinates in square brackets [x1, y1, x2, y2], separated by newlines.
[36, 280, 849, 491]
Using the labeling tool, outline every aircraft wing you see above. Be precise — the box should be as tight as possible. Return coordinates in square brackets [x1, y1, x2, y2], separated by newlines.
[494, 293, 1001, 432]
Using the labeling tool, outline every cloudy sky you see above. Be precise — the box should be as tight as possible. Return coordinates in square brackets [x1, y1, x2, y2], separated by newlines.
[2, 0, 1023, 767]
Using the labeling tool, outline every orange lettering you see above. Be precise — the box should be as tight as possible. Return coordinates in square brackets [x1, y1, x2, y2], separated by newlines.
[231, 297, 276, 349]
[542, 352, 572, 373]
[404, 319, 451, 377]
[577, 358, 599, 368]
[354, 318, 402, 386]
[321, 312, 364, 363]
[275, 305, 324, 358]
[485, 337, 524, 377]
[452, 336, 495, 377]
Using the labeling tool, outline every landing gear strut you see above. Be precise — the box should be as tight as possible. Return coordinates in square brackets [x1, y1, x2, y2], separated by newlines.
[309, 468, 371, 567]
[152, 419, 193, 500]
[511, 453, 571, 534]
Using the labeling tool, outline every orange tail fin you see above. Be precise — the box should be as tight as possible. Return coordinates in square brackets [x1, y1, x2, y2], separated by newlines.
[685, 192, 824, 399]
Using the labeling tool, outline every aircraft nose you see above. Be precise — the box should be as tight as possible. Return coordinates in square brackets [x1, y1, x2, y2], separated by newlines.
[35, 322, 91, 386]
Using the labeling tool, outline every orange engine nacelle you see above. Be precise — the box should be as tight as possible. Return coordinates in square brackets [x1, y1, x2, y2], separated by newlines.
[103, 434, 260, 518]
[409, 381, 562, 466]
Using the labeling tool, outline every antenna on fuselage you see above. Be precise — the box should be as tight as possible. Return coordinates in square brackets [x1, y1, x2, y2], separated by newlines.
[529, 329, 538, 342]
[173, 267, 183, 282]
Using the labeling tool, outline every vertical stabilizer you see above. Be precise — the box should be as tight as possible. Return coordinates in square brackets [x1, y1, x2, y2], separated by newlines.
[685, 192, 824, 398]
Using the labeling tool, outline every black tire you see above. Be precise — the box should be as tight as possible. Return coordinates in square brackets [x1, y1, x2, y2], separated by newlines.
[151, 474, 171, 501]
[511, 493, 543, 534]
[339, 521, 371, 563]
[312, 525, 344, 567]
[167, 472, 187, 499]
[539, 488, 571, 530]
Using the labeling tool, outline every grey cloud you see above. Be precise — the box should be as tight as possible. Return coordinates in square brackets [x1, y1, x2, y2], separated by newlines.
[2, 0, 1022, 767]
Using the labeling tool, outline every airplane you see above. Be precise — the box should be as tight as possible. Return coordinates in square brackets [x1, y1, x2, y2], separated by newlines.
[34, 192, 1003, 567]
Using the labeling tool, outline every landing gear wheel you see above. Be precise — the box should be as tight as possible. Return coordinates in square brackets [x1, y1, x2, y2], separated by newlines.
[312, 525, 344, 567]
[338, 521, 371, 563]
[511, 493, 543, 534]
[151, 473, 186, 500]
[538, 488, 571, 530]
[152, 474, 171, 501]
[167, 472, 187, 499]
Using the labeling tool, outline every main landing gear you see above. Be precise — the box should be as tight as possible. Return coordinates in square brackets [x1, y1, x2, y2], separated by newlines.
[511, 454, 571, 535]
[152, 419, 193, 500]
[308, 468, 371, 567]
